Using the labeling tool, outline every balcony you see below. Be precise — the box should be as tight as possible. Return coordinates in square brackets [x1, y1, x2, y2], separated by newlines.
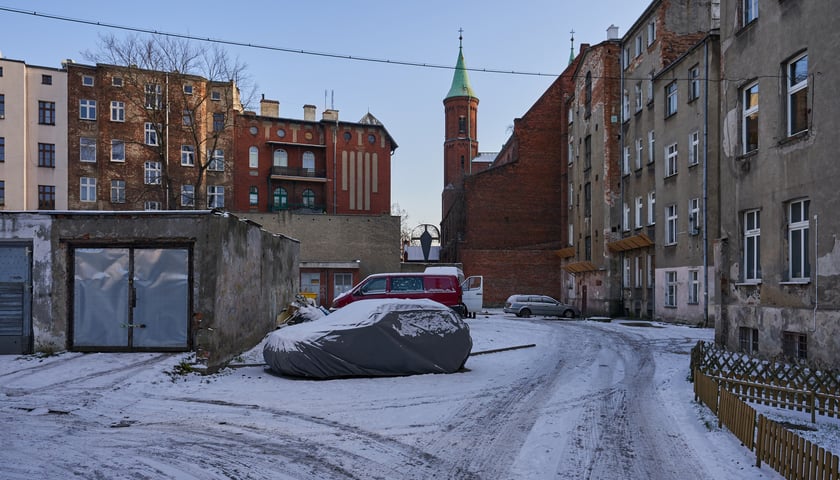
[270, 166, 327, 182]
[269, 203, 326, 214]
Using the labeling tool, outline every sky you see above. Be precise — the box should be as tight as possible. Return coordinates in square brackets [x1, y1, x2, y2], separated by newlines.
[0, 0, 647, 227]
[6, 308, 829, 478]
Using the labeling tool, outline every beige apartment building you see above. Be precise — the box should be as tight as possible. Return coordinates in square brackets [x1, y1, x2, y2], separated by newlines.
[0, 57, 68, 210]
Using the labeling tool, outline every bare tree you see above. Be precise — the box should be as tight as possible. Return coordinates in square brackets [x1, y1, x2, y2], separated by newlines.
[83, 34, 257, 209]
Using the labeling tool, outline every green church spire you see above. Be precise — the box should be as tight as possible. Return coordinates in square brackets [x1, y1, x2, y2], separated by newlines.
[446, 30, 476, 99]
[569, 29, 575, 66]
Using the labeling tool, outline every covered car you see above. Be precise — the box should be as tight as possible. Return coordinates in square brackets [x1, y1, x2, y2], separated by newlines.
[263, 298, 472, 379]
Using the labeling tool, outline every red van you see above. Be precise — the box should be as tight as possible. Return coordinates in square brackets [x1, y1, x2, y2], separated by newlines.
[331, 273, 465, 316]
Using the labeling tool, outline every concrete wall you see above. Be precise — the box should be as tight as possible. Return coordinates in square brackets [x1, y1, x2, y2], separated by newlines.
[0, 211, 299, 372]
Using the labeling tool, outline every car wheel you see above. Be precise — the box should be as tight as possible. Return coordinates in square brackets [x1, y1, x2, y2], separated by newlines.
[563, 309, 575, 318]
[520, 308, 531, 318]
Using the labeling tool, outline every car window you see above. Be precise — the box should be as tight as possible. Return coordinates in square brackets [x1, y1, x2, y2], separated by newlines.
[360, 278, 387, 294]
[391, 276, 423, 292]
[425, 276, 454, 292]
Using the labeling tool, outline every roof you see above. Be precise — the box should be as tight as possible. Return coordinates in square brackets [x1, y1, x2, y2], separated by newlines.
[445, 47, 476, 99]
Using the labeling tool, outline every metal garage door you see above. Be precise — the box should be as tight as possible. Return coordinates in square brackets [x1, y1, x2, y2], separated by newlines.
[72, 247, 190, 351]
[0, 244, 31, 354]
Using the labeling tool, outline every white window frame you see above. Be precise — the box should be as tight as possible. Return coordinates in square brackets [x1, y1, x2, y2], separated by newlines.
[688, 270, 700, 304]
[665, 81, 678, 116]
[788, 199, 810, 281]
[80, 177, 96, 202]
[110, 179, 126, 204]
[623, 202, 630, 232]
[568, 223, 574, 246]
[635, 256, 642, 288]
[665, 271, 677, 307]
[303, 151, 315, 172]
[689, 66, 700, 101]
[646, 254, 654, 288]
[82, 75, 94, 87]
[666, 143, 678, 177]
[623, 257, 631, 286]
[208, 149, 225, 171]
[144, 122, 159, 146]
[80, 137, 96, 163]
[274, 149, 288, 167]
[666, 204, 678, 245]
[112, 77, 123, 87]
[79, 99, 97, 120]
[249, 146, 259, 168]
[110, 140, 125, 162]
[688, 131, 700, 166]
[647, 192, 656, 225]
[787, 53, 808, 136]
[635, 82, 643, 112]
[622, 146, 630, 175]
[622, 89, 630, 119]
[635, 138, 643, 170]
[744, 209, 761, 282]
[635, 196, 643, 229]
[647, 71, 654, 103]
[145, 83, 162, 109]
[635, 36, 643, 57]
[183, 84, 193, 95]
[211, 90, 221, 101]
[742, 81, 759, 154]
[144, 161, 161, 185]
[568, 182, 574, 210]
[144, 201, 161, 211]
[181, 145, 195, 166]
[110, 101, 125, 122]
[689, 198, 700, 235]
[647, 130, 655, 164]
[647, 21, 656, 46]
[743, 0, 758, 25]
[181, 185, 195, 207]
[208, 185, 224, 209]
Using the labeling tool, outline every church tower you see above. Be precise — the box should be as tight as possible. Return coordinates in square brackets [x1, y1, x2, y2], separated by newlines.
[442, 32, 479, 218]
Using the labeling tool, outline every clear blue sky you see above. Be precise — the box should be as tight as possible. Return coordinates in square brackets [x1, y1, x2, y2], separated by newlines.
[0, 0, 647, 228]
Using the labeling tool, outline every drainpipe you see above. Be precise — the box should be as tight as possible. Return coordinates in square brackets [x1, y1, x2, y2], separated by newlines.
[702, 38, 710, 328]
[333, 116, 337, 214]
[812, 214, 818, 332]
[165, 73, 170, 210]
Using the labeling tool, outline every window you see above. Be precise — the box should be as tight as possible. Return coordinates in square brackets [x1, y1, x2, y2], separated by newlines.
[144, 123, 158, 146]
[144, 201, 161, 211]
[110, 180, 126, 203]
[41, 74, 52, 85]
[0, 137, 4, 162]
[665, 271, 677, 307]
[647, 21, 656, 45]
[584, 182, 591, 218]
[181, 145, 195, 166]
[584, 72, 592, 117]
[334, 273, 353, 298]
[38, 185, 55, 209]
[585, 236, 592, 261]
[584, 135, 591, 171]
[788, 199, 810, 281]
[80, 137, 96, 162]
[249, 186, 259, 206]
[688, 271, 699, 304]
[647, 131, 655, 164]
[647, 71, 654, 103]
[80, 177, 96, 202]
[744, 209, 761, 282]
[82, 75, 94, 87]
[622, 90, 630, 119]
[648, 192, 656, 225]
[622, 146, 630, 175]
[623, 47, 630, 69]
[303, 151, 315, 172]
[144, 161, 161, 185]
[635, 36, 643, 57]
[688, 131, 700, 166]
[666, 204, 677, 245]
[635, 257, 642, 288]
[182, 109, 193, 126]
[183, 84, 193, 95]
[144, 83, 162, 109]
[568, 140, 574, 165]
[38, 143, 56, 167]
[213, 113, 225, 132]
[689, 198, 700, 235]
[112, 77, 123, 87]
[689, 66, 700, 101]
[0, 66, 3, 76]
[665, 81, 678, 117]
[782, 331, 807, 361]
[274, 149, 288, 167]
[211, 91, 221, 101]
[623, 202, 630, 231]
[739, 327, 759, 354]
[647, 254, 654, 288]
[787, 53, 809, 136]
[635, 138, 643, 170]
[568, 224, 574, 246]
[110, 101, 125, 122]
[0, 94, 4, 117]
[111, 140, 125, 162]
[302, 189, 315, 208]
[742, 82, 759, 153]
[567, 107, 574, 125]
[39, 101, 56, 125]
[181, 185, 195, 207]
[458, 116, 466, 134]
[635, 82, 643, 112]
[249, 146, 259, 168]
[635, 196, 643, 229]
[273, 187, 288, 209]
[208, 186, 224, 208]
[743, 0, 758, 25]
[666, 143, 678, 177]
[623, 257, 630, 285]
[208, 149, 224, 171]
[0, 181, 4, 206]
[79, 99, 97, 120]
[568, 182, 574, 209]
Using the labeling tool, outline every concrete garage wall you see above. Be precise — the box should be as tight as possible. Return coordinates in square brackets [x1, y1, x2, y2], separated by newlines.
[0, 211, 299, 372]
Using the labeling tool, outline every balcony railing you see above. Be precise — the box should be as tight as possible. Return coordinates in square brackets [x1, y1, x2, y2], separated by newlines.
[270, 203, 326, 213]
[270, 166, 326, 179]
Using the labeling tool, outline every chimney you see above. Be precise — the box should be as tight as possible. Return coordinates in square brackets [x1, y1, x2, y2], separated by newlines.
[322, 109, 339, 122]
[260, 95, 279, 118]
[607, 24, 620, 40]
[303, 104, 316, 121]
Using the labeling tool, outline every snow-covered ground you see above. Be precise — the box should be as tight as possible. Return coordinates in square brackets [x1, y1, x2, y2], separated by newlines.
[2, 309, 835, 479]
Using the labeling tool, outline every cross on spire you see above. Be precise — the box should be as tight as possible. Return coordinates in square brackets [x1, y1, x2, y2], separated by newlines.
[459, 28, 464, 48]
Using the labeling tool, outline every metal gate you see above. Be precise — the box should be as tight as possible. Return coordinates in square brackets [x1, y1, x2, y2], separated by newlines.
[0, 244, 31, 354]
[72, 247, 190, 351]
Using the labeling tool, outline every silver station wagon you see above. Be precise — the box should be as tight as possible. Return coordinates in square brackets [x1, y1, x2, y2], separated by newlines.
[503, 294, 580, 318]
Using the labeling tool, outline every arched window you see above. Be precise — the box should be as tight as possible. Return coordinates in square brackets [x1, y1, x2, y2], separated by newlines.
[302, 189, 315, 207]
[302, 151, 315, 172]
[249, 146, 259, 168]
[273, 187, 287, 209]
[273, 149, 288, 167]
[584, 71, 592, 117]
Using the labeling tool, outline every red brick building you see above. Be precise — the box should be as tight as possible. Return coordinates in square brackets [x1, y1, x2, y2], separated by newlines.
[233, 98, 396, 215]
[440, 39, 583, 306]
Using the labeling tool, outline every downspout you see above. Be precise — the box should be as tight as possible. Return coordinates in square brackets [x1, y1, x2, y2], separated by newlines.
[619, 39, 627, 305]
[165, 73, 170, 209]
[812, 214, 818, 331]
[702, 38, 710, 328]
[333, 117, 337, 214]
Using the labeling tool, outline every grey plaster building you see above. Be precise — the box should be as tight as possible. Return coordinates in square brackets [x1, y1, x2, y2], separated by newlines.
[716, 0, 840, 365]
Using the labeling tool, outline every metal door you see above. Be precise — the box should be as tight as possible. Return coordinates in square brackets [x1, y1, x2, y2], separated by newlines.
[0, 244, 31, 354]
[73, 247, 189, 350]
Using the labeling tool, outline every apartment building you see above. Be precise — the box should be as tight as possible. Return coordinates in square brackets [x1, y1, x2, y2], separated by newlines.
[716, 0, 840, 364]
[65, 62, 240, 211]
[0, 57, 68, 210]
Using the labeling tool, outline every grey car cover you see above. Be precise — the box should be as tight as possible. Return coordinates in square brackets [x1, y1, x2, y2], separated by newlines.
[263, 299, 472, 378]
